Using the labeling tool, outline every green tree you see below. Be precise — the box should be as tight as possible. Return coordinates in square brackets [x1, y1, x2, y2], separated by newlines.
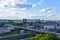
[39, 37, 48, 40]
[35, 34, 45, 40]
[27, 37, 36, 40]
[27, 33, 60, 40]
[43, 33, 58, 40]
[0, 22, 4, 26]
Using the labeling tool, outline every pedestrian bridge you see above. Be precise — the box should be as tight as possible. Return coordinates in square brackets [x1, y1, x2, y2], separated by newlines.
[19, 27, 60, 36]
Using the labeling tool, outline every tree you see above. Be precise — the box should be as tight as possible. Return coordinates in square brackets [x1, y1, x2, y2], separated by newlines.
[27, 33, 60, 40]
[39, 37, 48, 40]
[35, 34, 45, 40]
[0, 22, 5, 26]
[44, 33, 58, 40]
[27, 37, 36, 40]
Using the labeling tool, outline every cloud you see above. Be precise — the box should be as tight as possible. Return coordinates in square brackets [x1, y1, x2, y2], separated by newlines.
[32, 4, 37, 8]
[0, 11, 37, 19]
[37, 0, 44, 5]
[15, 0, 33, 10]
[0, 0, 44, 11]
[15, 0, 44, 10]
[0, 0, 46, 20]
[15, 0, 27, 4]
[32, 0, 44, 8]
[0, 10, 60, 20]
[0, 0, 15, 8]
[39, 8, 56, 13]
[15, 4, 32, 9]
[48, 15, 60, 20]
[0, 0, 15, 11]
[31, 14, 60, 20]
[19, 8, 26, 10]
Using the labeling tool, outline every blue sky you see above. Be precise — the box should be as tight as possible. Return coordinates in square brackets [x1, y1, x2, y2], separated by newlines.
[0, 0, 60, 20]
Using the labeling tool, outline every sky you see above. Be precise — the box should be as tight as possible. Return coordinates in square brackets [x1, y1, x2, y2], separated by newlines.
[0, 0, 60, 20]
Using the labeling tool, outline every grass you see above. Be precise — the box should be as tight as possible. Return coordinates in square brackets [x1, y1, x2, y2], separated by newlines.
[24, 31, 32, 34]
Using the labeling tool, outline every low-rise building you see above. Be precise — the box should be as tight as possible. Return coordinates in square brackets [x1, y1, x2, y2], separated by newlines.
[0, 19, 9, 22]
[4, 24, 16, 30]
[12, 20, 23, 23]
[23, 19, 40, 22]
[44, 25, 55, 29]
[44, 25, 60, 30]
[0, 19, 23, 23]
[0, 27, 11, 34]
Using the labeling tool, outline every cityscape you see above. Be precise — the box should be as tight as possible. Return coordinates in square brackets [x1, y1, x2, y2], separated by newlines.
[0, 19, 60, 40]
[0, 0, 60, 40]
